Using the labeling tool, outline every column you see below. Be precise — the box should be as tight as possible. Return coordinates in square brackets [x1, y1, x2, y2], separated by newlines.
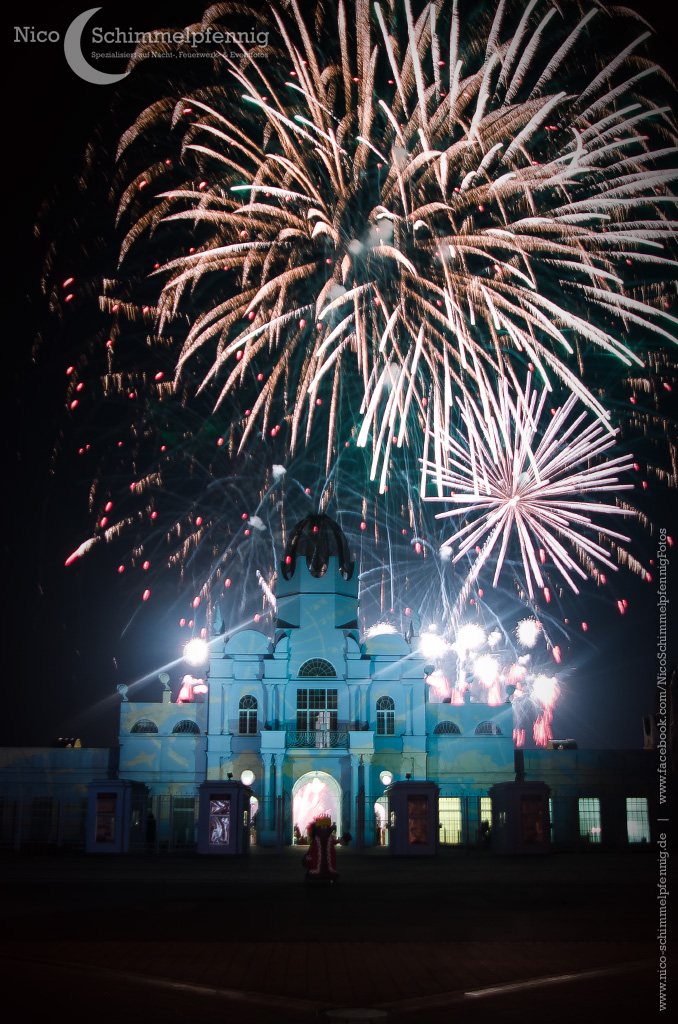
[403, 683, 413, 735]
[362, 754, 375, 846]
[274, 753, 285, 848]
[261, 753, 273, 829]
[350, 753, 361, 831]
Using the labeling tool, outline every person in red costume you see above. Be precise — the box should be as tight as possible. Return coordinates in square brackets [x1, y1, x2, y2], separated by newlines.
[303, 818, 351, 881]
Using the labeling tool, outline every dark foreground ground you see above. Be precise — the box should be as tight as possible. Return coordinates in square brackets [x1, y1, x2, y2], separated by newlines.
[0, 845, 670, 1022]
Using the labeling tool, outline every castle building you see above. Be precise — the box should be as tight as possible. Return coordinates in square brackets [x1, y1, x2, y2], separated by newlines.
[0, 515, 659, 853]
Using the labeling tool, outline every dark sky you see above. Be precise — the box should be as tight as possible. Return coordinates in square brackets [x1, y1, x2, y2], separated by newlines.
[5, 1, 678, 750]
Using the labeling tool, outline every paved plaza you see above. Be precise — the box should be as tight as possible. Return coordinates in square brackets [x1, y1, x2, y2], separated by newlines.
[0, 845, 667, 1021]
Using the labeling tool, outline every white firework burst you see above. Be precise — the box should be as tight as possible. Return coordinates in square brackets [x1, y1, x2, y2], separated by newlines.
[111, 0, 677, 487]
[424, 371, 637, 597]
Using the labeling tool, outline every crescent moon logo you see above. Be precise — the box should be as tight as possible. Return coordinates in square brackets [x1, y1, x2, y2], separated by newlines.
[64, 7, 130, 85]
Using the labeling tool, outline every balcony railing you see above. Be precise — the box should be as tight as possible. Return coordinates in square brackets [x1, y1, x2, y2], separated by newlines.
[286, 730, 349, 749]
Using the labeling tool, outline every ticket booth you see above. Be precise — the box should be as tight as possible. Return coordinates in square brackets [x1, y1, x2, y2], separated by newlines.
[489, 781, 551, 855]
[386, 781, 439, 856]
[86, 779, 147, 854]
[197, 780, 252, 856]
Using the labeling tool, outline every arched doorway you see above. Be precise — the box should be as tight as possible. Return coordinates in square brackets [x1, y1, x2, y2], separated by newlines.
[292, 770, 342, 842]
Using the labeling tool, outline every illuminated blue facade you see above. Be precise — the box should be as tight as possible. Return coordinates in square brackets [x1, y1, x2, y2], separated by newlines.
[0, 516, 659, 852]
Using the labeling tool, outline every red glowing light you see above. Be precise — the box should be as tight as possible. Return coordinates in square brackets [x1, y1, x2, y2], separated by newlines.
[198, 181, 207, 190]
[315, 398, 322, 406]
[543, 587, 551, 603]
[142, 589, 150, 601]
[64, 293, 74, 302]
[118, 565, 125, 574]
[196, 516, 203, 526]
[154, 371, 164, 380]
[305, 487, 311, 494]
[179, 618, 186, 627]
[139, 180, 147, 189]
[247, 311, 255, 319]
[257, 372, 264, 381]
[188, 619, 194, 628]
[405, 607, 411, 616]
[539, 548, 546, 564]
[66, 365, 74, 374]
[151, 511, 157, 519]
[225, 578, 231, 587]
[106, 339, 113, 348]
[62, 278, 74, 287]
[552, 646, 561, 663]
[105, 501, 113, 511]
[217, 437, 224, 446]
[663, 382, 672, 391]
[285, 555, 292, 564]
[360, 521, 366, 530]
[241, 513, 248, 520]
[76, 382, 84, 391]
[415, 541, 422, 554]
[236, 350, 243, 360]
[299, 318, 306, 328]
[582, 622, 588, 631]
[192, 596, 201, 608]
[70, 399, 78, 409]
[254, 613, 260, 622]
[244, 529, 250, 536]
[100, 517, 107, 527]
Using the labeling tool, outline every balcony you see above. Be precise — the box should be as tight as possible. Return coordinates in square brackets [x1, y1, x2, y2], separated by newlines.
[286, 730, 349, 749]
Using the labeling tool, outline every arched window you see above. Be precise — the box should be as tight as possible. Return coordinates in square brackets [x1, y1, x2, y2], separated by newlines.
[298, 658, 336, 678]
[130, 720, 158, 734]
[434, 722, 461, 735]
[239, 695, 258, 735]
[475, 721, 502, 735]
[376, 696, 395, 736]
[172, 720, 201, 735]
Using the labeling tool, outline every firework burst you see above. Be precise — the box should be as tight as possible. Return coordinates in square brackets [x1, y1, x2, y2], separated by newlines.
[46, 0, 677, 646]
[424, 371, 640, 598]
[108, 0, 677, 488]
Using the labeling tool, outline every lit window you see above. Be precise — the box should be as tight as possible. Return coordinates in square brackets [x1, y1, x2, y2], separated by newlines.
[238, 694, 258, 735]
[130, 720, 158, 733]
[480, 796, 492, 830]
[439, 797, 462, 844]
[298, 658, 336, 677]
[626, 797, 650, 843]
[578, 797, 602, 843]
[376, 696, 395, 736]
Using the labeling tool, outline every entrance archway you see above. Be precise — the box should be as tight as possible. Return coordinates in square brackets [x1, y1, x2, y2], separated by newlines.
[292, 770, 342, 841]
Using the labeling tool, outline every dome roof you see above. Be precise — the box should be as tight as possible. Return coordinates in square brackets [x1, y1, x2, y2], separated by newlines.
[281, 515, 354, 581]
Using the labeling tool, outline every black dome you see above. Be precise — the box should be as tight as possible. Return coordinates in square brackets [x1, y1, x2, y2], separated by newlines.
[282, 515, 354, 581]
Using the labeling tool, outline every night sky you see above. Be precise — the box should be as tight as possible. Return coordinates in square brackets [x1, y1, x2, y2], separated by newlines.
[5, 1, 678, 750]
